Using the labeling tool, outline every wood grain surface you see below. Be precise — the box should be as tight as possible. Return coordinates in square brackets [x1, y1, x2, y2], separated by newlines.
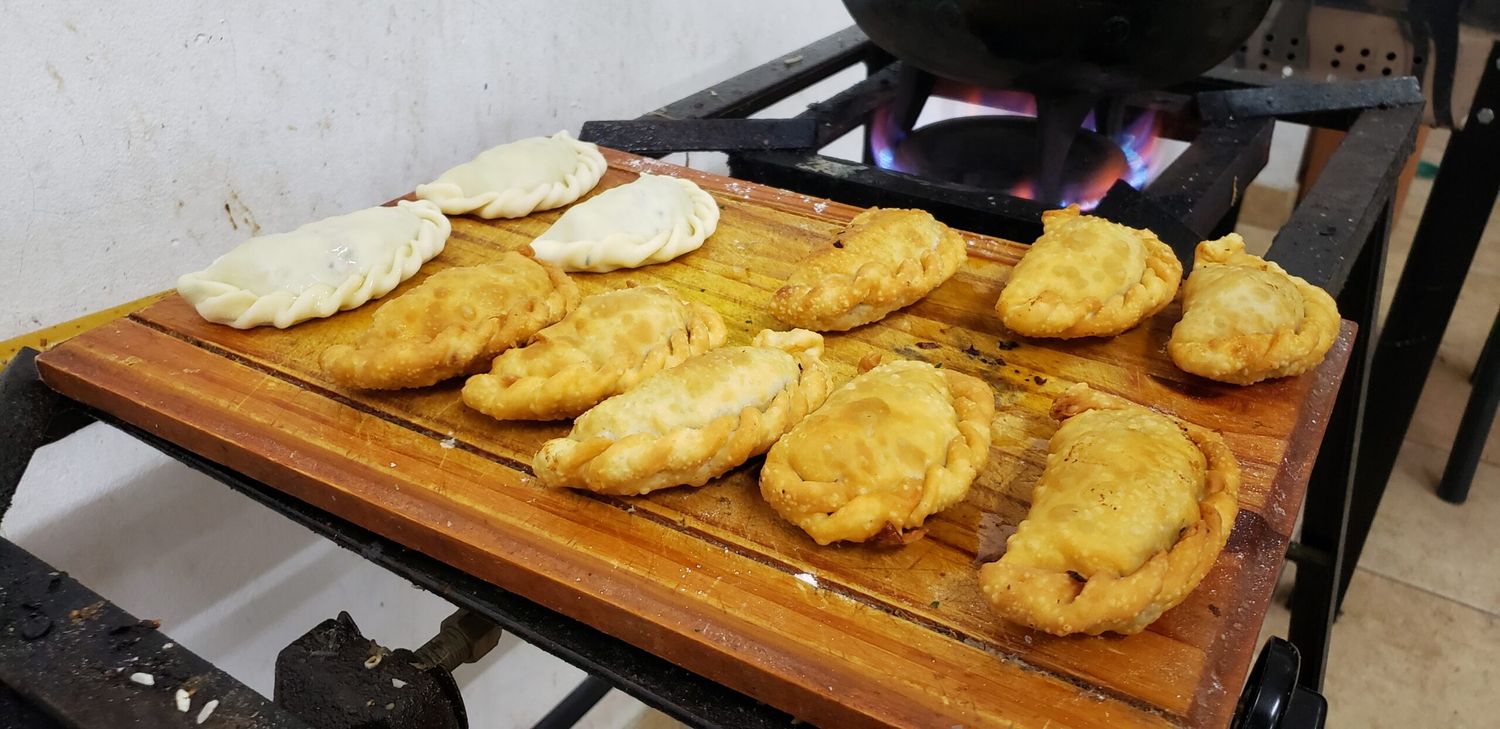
[36, 149, 1353, 728]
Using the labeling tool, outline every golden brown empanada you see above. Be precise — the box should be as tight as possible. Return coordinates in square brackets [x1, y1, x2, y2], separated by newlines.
[980, 383, 1240, 636]
[461, 285, 727, 421]
[769, 208, 966, 332]
[533, 329, 831, 495]
[1168, 234, 1340, 385]
[760, 359, 994, 545]
[995, 205, 1181, 338]
[321, 252, 579, 390]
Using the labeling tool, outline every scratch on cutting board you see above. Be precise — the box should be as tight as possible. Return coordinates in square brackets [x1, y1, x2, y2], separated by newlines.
[229, 379, 266, 412]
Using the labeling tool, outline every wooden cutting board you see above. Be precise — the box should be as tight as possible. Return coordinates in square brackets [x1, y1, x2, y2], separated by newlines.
[36, 149, 1351, 729]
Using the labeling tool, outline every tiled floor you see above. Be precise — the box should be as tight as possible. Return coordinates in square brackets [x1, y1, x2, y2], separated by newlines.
[1254, 128, 1500, 728]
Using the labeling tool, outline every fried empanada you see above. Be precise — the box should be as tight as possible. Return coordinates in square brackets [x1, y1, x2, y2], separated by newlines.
[414, 131, 607, 219]
[530, 173, 719, 272]
[461, 285, 727, 421]
[320, 252, 579, 390]
[534, 329, 831, 495]
[769, 208, 967, 332]
[760, 359, 994, 545]
[995, 205, 1181, 338]
[1168, 234, 1340, 385]
[980, 383, 1240, 636]
[178, 200, 451, 329]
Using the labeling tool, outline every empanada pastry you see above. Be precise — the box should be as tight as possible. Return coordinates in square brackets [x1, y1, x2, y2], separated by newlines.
[980, 383, 1240, 636]
[461, 285, 727, 421]
[995, 205, 1181, 338]
[414, 131, 607, 219]
[769, 208, 967, 332]
[1168, 234, 1340, 385]
[177, 200, 450, 329]
[534, 329, 831, 495]
[760, 359, 994, 545]
[530, 173, 720, 272]
[320, 252, 579, 390]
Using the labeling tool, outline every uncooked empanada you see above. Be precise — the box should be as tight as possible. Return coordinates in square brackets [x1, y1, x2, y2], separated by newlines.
[461, 285, 726, 421]
[980, 383, 1240, 636]
[995, 205, 1181, 338]
[760, 359, 994, 545]
[177, 200, 450, 329]
[414, 131, 607, 219]
[530, 173, 719, 272]
[1169, 234, 1340, 385]
[534, 329, 831, 495]
[769, 208, 966, 332]
[320, 252, 579, 390]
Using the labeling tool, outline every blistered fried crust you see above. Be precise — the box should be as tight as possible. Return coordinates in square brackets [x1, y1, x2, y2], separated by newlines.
[1168, 234, 1341, 385]
[460, 285, 727, 421]
[995, 205, 1181, 338]
[320, 252, 579, 390]
[759, 360, 994, 545]
[979, 384, 1240, 636]
[769, 208, 967, 332]
[533, 329, 831, 495]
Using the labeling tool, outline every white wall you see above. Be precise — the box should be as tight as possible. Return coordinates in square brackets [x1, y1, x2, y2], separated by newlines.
[3, 3, 853, 726]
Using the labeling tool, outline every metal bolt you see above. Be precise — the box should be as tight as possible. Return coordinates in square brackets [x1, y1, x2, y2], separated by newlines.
[1479, 108, 1496, 125]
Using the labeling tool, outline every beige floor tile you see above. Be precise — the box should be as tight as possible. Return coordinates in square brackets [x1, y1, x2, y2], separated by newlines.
[1359, 439, 1500, 613]
[1322, 570, 1500, 729]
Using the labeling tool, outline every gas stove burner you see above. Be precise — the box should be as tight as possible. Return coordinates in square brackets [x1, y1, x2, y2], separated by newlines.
[889, 116, 1128, 207]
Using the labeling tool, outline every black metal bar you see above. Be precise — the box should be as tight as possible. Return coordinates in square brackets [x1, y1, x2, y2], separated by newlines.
[578, 119, 818, 155]
[0, 349, 95, 523]
[75, 408, 791, 729]
[798, 63, 902, 147]
[0, 537, 306, 728]
[730, 150, 1050, 241]
[1437, 313, 1500, 503]
[1198, 77, 1425, 130]
[1287, 203, 1389, 692]
[1093, 181, 1207, 263]
[1268, 104, 1423, 293]
[530, 676, 613, 729]
[1342, 41, 1500, 603]
[650, 26, 877, 120]
[1139, 118, 1274, 249]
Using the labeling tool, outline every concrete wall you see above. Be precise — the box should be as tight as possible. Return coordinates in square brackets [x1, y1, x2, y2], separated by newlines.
[3, 3, 854, 726]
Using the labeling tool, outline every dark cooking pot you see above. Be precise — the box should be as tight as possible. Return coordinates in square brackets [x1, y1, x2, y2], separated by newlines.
[842, 0, 1273, 95]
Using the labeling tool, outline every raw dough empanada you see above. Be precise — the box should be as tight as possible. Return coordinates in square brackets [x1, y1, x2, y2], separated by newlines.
[1168, 234, 1340, 385]
[979, 383, 1240, 636]
[461, 285, 727, 421]
[769, 208, 967, 332]
[995, 205, 1181, 338]
[320, 252, 579, 390]
[177, 200, 451, 329]
[534, 329, 831, 495]
[414, 131, 607, 219]
[760, 359, 994, 545]
[530, 173, 719, 272]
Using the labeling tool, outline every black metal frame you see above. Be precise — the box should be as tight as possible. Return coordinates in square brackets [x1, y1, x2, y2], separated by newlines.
[1, 25, 1458, 729]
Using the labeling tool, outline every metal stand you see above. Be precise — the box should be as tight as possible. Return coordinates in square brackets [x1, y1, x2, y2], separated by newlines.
[1341, 41, 1500, 605]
